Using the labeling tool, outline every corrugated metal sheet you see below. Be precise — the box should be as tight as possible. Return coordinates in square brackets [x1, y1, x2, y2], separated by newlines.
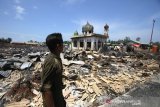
[0, 61, 7, 68]
[0, 70, 12, 78]
[20, 62, 32, 70]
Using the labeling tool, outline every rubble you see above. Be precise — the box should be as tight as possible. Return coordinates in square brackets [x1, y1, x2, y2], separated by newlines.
[0, 45, 46, 107]
[0, 45, 160, 107]
[61, 49, 160, 107]
[20, 62, 32, 70]
[0, 70, 12, 78]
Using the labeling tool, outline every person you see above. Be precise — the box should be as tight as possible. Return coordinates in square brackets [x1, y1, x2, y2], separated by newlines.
[41, 33, 66, 107]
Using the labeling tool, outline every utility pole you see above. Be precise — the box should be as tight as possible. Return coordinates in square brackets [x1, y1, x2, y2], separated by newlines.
[149, 19, 155, 51]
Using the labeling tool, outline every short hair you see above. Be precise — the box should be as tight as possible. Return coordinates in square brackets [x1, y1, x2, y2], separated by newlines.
[46, 33, 63, 52]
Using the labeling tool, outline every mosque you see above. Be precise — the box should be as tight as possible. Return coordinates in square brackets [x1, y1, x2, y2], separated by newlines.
[71, 22, 109, 51]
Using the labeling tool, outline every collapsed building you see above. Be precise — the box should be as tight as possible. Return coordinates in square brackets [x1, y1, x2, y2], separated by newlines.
[0, 42, 160, 107]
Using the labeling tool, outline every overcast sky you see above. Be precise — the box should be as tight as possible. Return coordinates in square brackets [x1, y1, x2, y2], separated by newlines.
[0, 0, 160, 43]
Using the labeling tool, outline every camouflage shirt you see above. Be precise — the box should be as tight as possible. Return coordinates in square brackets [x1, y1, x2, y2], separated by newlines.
[41, 53, 66, 107]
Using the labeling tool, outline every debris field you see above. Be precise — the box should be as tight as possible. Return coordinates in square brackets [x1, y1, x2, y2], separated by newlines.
[0, 45, 160, 107]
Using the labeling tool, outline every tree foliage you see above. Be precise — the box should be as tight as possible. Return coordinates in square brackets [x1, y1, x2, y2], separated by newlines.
[136, 37, 141, 41]
[63, 41, 71, 45]
[0, 37, 12, 43]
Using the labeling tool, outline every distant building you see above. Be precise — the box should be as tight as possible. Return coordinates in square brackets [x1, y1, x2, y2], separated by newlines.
[131, 40, 150, 49]
[11, 41, 39, 46]
[71, 22, 109, 51]
[25, 42, 39, 46]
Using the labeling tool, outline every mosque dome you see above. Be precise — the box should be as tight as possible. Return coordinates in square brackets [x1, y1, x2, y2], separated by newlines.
[74, 31, 79, 36]
[82, 22, 94, 33]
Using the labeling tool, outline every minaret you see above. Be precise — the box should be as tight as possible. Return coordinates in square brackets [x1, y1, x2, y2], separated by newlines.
[104, 24, 109, 38]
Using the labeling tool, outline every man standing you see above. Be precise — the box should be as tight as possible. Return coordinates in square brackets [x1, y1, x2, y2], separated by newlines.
[41, 33, 66, 107]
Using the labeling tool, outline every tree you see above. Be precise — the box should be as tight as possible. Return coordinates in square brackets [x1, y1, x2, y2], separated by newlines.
[63, 41, 71, 45]
[117, 39, 124, 44]
[123, 36, 131, 44]
[28, 40, 33, 43]
[0, 37, 11, 43]
[7, 38, 12, 43]
[136, 37, 141, 41]
[124, 36, 130, 41]
[107, 39, 111, 43]
[1, 38, 5, 42]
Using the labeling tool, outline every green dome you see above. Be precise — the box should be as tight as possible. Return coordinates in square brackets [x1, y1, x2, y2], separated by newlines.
[82, 22, 94, 33]
[74, 31, 78, 36]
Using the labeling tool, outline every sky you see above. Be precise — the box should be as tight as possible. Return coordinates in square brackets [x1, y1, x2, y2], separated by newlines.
[0, 0, 160, 43]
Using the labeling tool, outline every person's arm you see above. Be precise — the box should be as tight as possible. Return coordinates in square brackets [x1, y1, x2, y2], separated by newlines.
[43, 89, 55, 107]
[42, 80, 55, 107]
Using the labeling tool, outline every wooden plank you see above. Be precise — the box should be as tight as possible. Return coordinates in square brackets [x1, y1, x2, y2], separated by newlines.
[98, 76, 111, 84]
[34, 62, 42, 70]
[66, 98, 75, 102]
[93, 77, 101, 84]
[88, 81, 96, 86]
[80, 93, 88, 101]
[92, 83, 102, 96]
[88, 86, 94, 93]
[5, 99, 30, 107]
[63, 89, 71, 98]
[89, 95, 96, 103]
[66, 94, 75, 103]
